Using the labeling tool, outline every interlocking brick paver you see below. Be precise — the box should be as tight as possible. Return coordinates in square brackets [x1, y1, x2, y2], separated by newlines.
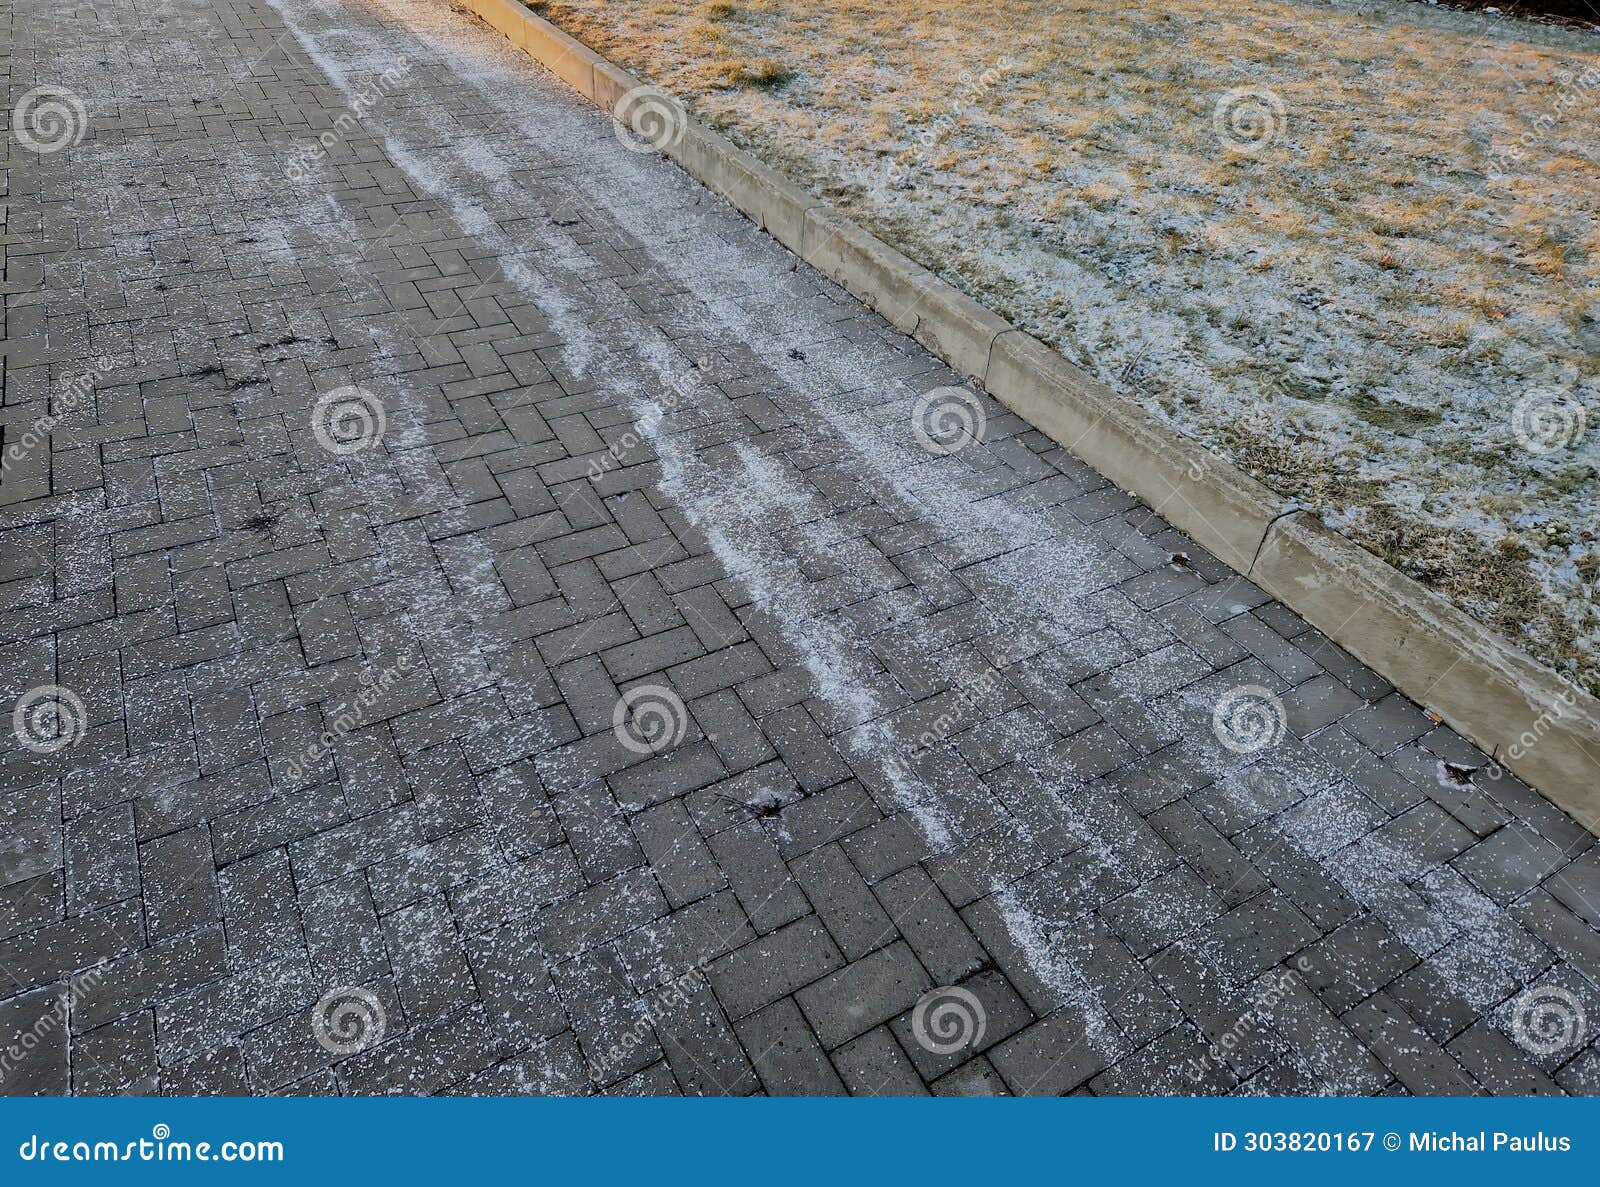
[465, 920, 564, 1049]
[733, 997, 846, 1096]
[707, 916, 844, 1021]
[0, 987, 70, 1094]
[76, 1012, 160, 1096]
[651, 978, 760, 1096]
[888, 967, 1035, 1083]
[629, 798, 725, 908]
[791, 842, 895, 961]
[1544, 849, 1600, 929]
[0, 0, 1595, 1100]
[536, 868, 667, 962]
[1343, 993, 1480, 1096]
[706, 819, 810, 935]
[987, 1006, 1115, 1097]
[1446, 1020, 1563, 1097]
[795, 940, 931, 1050]
[832, 1025, 930, 1096]
[873, 866, 987, 985]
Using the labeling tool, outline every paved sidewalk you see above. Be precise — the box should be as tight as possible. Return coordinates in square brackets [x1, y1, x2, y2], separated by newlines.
[3, 0, 1599, 1097]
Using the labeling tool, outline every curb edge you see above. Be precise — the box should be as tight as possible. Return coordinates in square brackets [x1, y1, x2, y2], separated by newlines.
[467, 0, 1600, 831]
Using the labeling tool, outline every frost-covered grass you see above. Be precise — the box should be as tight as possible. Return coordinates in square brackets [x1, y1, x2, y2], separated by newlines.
[529, 0, 1600, 692]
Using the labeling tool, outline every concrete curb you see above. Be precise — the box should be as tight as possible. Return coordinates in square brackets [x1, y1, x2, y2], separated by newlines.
[464, 0, 1600, 829]
[984, 330, 1282, 577]
[1250, 515, 1600, 824]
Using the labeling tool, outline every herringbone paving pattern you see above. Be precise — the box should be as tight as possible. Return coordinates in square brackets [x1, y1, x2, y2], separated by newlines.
[3, 0, 1599, 1096]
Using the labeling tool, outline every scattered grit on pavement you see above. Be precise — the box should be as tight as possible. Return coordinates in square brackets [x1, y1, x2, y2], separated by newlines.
[535, 0, 1600, 695]
[2, 0, 1600, 1097]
